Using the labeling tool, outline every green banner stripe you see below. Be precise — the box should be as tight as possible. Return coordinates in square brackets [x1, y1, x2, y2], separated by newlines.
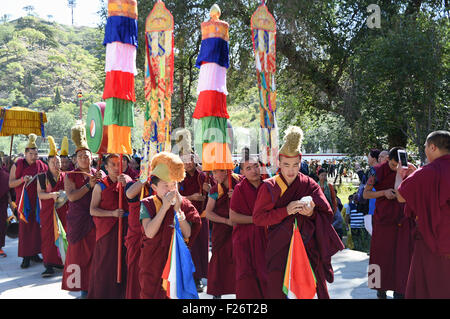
[103, 98, 135, 127]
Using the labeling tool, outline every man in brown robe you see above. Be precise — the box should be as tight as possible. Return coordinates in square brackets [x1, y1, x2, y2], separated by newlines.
[229, 154, 268, 299]
[62, 124, 103, 298]
[9, 134, 48, 268]
[396, 130, 450, 298]
[88, 154, 131, 299]
[205, 169, 241, 298]
[37, 137, 68, 277]
[253, 126, 344, 299]
[363, 147, 415, 299]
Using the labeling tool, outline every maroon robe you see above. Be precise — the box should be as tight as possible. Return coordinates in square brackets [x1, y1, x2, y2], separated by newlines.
[139, 196, 201, 299]
[398, 154, 450, 298]
[62, 168, 101, 292]
[178, 168, 209, 280]
[369, 161, 413, 294]
[88, 176, 129, 299]
[230, 177, 268, 299]
[253, 173, 344, 299]
[37, 171, 68, 266]
[206, 175, 242, 296]
[14, 158, 48, 257]
[0, 169, 10, 249]
[124, 182, 149, 299]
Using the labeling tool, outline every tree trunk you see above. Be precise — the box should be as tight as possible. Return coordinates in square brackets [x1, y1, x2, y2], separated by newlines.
[387, 126, 408, 149]
[179, 70, 185, 128]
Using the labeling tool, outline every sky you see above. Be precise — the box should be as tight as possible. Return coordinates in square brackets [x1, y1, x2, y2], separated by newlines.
[0, 0, 103, 27]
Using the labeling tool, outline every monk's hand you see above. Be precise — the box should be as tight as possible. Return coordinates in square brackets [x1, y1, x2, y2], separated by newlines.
[298, 201, 315, 217]
[173, 191, 183, 212]
[404, 163, 417, 178]
[112, 208, 124, 218]
[228, 189, 233, 199]
[203, 183, 211, 193]
[287, 201, 303, 215]
[176, 209, 186, 222]
[23, 175, 32, 184]
[51, 192, 59, 201]
[396, 162, 417, 180]
[162, 191, 177, 210]
[117, 174, 127, 187]
[88, 174, 97, 188]
[384, 188, 396, 200]
[225, 218, 234, 227]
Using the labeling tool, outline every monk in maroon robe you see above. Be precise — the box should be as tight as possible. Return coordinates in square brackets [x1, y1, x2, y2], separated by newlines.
[37, 156, 68, 277]
[139, 176, 201, 299]
[63, 148, 103, 298]
[230, 157, 268, 299]
[178, 155, 210, 291]
[205, 170, 242, 298]
[253, 169, 344, 298]
[9, 146, 48, 268]
[124, 180, 151, 299]
[363, 147, 414, 299]
[122, 155, 139, 181]
[396, 130, 450, 298]
[61, 156, 75, 172]
[0, 157, 11, 257]
[253, 126, 344, 299]
[88, 154, 131, 299]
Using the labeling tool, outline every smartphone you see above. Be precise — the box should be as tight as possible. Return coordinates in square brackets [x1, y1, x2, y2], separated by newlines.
[397, 149, 408, 169]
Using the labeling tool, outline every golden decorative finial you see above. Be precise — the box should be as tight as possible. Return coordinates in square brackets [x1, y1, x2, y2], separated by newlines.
[210, 4, 221, 20]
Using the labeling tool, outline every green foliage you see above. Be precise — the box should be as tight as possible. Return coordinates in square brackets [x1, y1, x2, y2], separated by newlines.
[1, 2, 448, 163]
[0, 16, 103, 149]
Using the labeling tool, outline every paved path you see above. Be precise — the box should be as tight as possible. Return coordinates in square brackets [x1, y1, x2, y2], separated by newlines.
[0, 236, 383, 299]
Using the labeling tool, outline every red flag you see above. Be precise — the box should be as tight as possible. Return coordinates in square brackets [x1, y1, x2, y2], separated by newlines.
[283, 219, 316, 299]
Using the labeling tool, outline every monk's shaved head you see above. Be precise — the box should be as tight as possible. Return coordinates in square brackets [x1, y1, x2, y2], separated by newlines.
[426, 130, 450, 153]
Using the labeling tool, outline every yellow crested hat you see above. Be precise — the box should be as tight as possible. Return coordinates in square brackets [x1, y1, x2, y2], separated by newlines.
[150, 152, 185, 183]
[60, 136, 69, 156]
[279, 126, 304, 158]
[47, 136, 59, 157]
[71, 122, 90, 153]
[26, 133, 38, 149]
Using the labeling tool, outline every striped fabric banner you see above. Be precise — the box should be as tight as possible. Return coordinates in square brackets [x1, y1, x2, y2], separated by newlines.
[196, 63, 228, 95]
[102, 0, 137, 155]
[193, 7, 233, 170]
[105, 42, 137, 75]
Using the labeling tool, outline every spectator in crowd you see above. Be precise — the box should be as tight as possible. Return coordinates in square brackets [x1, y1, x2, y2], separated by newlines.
[346, 194, 370, 252]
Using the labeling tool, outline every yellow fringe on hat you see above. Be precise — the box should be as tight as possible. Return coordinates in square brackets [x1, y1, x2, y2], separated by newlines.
[26, 133, 38, 149]
[47, 136, 58, 156]
[279, 126, 303, 158]
[71, 122, 90, 152]
[60, 136, 69, 156]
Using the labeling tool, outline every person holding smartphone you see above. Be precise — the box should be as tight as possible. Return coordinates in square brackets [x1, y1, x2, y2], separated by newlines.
[362, 147, 415, 299]
[395, 130, 450, 298]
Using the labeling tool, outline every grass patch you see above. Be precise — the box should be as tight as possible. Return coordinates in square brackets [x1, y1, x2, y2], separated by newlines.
[334, 182, 358, 204]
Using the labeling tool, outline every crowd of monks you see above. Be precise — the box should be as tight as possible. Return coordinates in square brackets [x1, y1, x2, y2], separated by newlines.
[0, 128, 449, 299]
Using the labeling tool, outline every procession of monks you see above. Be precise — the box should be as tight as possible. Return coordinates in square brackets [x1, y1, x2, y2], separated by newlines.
[1, 126, 449, 299]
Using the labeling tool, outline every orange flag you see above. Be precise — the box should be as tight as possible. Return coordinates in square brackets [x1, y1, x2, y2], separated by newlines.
[282, 219, 316, 299]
